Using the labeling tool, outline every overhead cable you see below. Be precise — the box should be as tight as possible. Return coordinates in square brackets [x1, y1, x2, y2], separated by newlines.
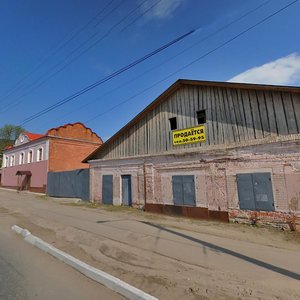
[20, 29, 196, 125]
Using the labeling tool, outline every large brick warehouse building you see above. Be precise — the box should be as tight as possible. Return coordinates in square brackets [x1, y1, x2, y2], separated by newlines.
[85, 80, 300, 230]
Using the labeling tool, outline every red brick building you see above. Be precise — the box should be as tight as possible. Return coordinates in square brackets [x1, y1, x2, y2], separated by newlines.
[1, 122, 102, 192]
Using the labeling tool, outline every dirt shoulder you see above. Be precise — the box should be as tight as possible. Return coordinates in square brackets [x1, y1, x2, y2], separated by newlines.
[1, 189, 300, 300]
[63, 201, 300, 251]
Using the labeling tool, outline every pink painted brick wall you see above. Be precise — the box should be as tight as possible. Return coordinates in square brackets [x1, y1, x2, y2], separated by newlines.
[1, 160, 48, 188]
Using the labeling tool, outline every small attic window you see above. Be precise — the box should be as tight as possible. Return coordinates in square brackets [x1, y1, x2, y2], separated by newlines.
[196, 110, 206, 124]
[169, 117, 177, 130]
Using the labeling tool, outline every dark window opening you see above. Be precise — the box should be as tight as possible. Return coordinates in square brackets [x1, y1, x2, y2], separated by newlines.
[169, 117, 177, 130]
[196, 110, 206, 124]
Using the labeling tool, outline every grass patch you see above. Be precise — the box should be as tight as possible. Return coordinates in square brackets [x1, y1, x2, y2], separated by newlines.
[100, 204, 138, 212]
[61, 202, 87, 207]
[36, 195, 48, 201]
[61, 201, 145, 215]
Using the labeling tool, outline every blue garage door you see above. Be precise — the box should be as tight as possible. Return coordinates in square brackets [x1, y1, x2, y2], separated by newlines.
[172, 175, 196, 206]
[237, 173, 274, 211]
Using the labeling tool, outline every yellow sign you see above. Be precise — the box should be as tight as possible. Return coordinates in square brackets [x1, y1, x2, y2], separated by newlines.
[172, 125, 206, 146]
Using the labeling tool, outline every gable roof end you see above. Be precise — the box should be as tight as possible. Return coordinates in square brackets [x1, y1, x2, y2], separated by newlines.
[83, 79, 300, 162]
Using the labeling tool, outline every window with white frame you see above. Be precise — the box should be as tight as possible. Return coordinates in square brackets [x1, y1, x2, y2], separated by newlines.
[19, 152, 25, 165]
[10, 155, 15, 166]
[37, 147, 43, 162]
[5, 156, 9, 168]
[28, 150, 33, 163]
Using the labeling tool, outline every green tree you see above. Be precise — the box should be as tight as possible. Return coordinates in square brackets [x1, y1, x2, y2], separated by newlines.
[0, 124, 25, 165]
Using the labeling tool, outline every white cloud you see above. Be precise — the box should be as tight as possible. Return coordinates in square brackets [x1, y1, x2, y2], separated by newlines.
[228, 53, 300, 86]
[142, 0, 185, 20]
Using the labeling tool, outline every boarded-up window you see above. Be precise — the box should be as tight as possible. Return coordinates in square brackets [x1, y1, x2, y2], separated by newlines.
[172, 175, 196, 206]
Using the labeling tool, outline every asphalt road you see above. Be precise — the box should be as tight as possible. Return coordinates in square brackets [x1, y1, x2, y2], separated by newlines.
[0, 212, 124, 300]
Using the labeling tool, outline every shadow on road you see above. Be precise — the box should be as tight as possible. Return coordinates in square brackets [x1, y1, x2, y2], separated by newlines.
[140, 221, 300, 281]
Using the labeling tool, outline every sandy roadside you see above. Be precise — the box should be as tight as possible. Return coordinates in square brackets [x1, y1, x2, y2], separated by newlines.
[0, 190, 300, 300]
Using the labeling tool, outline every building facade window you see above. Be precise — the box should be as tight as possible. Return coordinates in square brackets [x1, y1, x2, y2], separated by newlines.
[169, 117, 177, 130]
[10, 155, 15, 167]
[19, 152, 25, 165]
[37, 147, 43, 161]
[5, 156, 9, 168]
[196, 110, 206, 124]
[28, 150, 33, 163]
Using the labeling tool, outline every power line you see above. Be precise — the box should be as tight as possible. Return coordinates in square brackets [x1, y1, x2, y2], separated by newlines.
[57, 0, 272, 122]
[1, 0, 126, 113]
[85, 0, 298, 124]
[20, 29, 196, 125]
[2, 0, 155, 114]
[0, 0, 117, 103]
[19, 0, 298, 126]
[120, 0, 163, 33]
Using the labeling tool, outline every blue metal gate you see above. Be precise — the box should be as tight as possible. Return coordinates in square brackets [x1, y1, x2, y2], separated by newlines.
[47, 169, 90, 201]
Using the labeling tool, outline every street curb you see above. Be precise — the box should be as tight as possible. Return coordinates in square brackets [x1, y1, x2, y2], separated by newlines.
[11, 225, 158, 300]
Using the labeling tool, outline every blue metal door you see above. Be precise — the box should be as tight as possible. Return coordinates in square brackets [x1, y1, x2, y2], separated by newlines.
[172, 175, 184, 205]
[237, 173, 274, 211]
[253, 173, 274, 211]
[172, 175, 196, 206]
[121, 175, 132, 206]
[236, 174, 256, 210]
[102, 175, 113, 205]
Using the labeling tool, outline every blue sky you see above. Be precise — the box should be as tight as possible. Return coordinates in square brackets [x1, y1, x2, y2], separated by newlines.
[0, 0, 300, 140]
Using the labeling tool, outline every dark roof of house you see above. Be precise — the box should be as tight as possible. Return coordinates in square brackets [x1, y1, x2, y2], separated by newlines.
[83, 79, 300, 162]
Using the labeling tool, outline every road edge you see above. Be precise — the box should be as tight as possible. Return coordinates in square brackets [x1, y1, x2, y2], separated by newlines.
[11, 225, 158, 300]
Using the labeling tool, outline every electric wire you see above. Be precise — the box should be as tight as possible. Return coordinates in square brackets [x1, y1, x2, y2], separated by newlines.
[0, 0, 117, 102]
[56, 0, 272, 123]
[84, 0, 298, 124]
[120, 0, 163, 33]
[19, 0, 299, 126]
[20, 29, 196, 125]
[1, 0, 126, 113]
[3, 0, 156, 114]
